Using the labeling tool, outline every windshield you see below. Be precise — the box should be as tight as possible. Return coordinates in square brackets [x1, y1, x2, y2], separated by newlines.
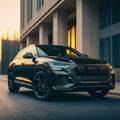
[36, 45, 84, 57]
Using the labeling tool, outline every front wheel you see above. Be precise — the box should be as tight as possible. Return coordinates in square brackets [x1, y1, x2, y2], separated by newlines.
[88, 89, 109, 98]
[33, 71, 51, 100]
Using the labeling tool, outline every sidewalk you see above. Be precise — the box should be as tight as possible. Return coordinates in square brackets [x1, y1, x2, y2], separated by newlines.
[109, 82, 120, 95]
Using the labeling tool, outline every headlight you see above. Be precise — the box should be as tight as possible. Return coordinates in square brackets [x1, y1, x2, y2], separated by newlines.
[106, 63, 115, 74]
[49, 61, 75, 71]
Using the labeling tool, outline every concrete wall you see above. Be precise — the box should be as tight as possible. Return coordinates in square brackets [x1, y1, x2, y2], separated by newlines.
[39, 24, 49, 44]
[20, 0, 99, 59]
[20, 0, 64, 42]
[50, 0, 99, 57]
[76, 0, 99, 58]
[53, 10, 67, 45]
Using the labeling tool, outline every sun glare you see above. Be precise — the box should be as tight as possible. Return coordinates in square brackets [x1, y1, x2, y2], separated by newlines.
[0, 0, 20, 40]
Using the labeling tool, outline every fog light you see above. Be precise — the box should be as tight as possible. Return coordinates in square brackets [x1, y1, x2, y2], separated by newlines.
[53, 76, 74, 89]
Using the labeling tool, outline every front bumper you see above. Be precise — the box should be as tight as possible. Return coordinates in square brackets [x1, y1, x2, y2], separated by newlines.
[51, 74, 115, 92]
[46, 65, 115, 92]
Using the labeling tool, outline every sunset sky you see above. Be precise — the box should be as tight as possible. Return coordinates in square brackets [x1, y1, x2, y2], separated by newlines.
[0, 0, 20, 39]
[0, 0, 20, 61]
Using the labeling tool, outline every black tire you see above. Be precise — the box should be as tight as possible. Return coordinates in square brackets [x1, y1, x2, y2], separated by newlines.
[8, 72, 19, 93]
[88, 89, 109, 98]
[33, 71, 51, 100]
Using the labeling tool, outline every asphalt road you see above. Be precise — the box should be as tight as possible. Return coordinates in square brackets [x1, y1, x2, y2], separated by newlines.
[0, 76, 120, 120]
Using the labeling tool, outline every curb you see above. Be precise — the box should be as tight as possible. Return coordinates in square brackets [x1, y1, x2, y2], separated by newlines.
[109, 91, 120, 96]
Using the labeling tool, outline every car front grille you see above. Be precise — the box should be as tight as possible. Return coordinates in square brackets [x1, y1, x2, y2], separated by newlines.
[74, 65, 110, 82]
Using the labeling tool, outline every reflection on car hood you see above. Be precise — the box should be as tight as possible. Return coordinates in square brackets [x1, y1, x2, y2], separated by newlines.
[37, 56, 107, 64]
[66, 57, 107, 64]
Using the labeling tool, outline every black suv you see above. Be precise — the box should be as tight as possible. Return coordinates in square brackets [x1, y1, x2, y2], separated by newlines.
[8, 45, 115, 100]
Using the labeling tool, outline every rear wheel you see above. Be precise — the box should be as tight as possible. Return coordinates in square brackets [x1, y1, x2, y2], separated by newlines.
[88, 89, 109, 98]
[8, 72, 19, 93]
[33, 71, 51, 100]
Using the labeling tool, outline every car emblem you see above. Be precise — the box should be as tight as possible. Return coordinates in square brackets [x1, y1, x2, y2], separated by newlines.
[78, 66, 85, 71]
[87, 66, 97, 71]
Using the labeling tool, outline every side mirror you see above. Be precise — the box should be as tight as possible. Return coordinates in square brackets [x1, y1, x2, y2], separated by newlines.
[23, 52, 34, 59]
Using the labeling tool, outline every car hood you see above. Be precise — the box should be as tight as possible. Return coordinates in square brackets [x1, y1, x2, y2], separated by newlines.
[66, 57, 107, 64]
[37, 56, 107, 65]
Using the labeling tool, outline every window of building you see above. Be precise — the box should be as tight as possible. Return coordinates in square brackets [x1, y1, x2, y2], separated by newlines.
[100, 34, 120, 68]
[27, 0, 32, 22]
[100, 37, 111, 64]
[68, 18, 76, 49]
[112, 0, 120, 24]
[48, 33, 52, 45]
[68, 25, 76, 49]
[21, 0, 25, 29]
[41, 0, 44, 6]
[37, 0, 44, 11]
[112, 34, 120, 68]
[99, 0, 111, 29]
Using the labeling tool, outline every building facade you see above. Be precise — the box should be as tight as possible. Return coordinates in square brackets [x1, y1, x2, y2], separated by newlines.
[20, 0, 120, 68]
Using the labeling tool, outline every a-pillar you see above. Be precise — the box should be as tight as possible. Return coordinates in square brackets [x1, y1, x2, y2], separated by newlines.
[53, 10, 67, 45]
[39, 24, 49, 44]
[76, 0, 99, 58]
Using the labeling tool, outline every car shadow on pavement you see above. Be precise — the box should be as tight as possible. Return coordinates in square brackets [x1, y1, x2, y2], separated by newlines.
[8, 88, 120, 103]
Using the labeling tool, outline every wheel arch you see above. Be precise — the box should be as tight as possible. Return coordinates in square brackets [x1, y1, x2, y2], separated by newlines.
[7, 68, 12, 74]
[33, 65, 46, 77]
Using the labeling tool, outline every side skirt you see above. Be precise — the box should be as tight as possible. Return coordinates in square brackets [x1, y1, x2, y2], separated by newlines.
[15, 77, 33, 89]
